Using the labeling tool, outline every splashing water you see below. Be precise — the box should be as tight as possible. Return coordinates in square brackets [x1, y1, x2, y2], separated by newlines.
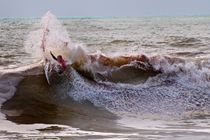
[22, 12, 210, 119]
[24, 12, 87, 64]
[46, 62, 210, 119]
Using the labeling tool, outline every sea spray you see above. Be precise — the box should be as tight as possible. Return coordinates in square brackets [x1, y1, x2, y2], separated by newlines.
[25, 12, 71, 60]
[24, 12, 88, 65]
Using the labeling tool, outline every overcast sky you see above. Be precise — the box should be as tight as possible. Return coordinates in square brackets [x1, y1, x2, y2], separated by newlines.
[0, 0, 210, 17]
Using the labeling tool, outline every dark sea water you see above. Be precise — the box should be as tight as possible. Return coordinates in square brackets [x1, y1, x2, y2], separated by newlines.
[0, 13, 210, 139]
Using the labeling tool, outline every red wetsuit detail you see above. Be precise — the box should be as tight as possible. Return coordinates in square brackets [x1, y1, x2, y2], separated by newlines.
[57, 56, 67, 71]
[60, 60, 67, 71]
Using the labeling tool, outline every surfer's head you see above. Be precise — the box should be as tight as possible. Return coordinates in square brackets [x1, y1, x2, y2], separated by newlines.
[50, 51, 67, 72]
[57, 55, 63, 62]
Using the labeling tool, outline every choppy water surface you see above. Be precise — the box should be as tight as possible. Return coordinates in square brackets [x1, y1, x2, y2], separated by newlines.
[0, 15, 210, 139]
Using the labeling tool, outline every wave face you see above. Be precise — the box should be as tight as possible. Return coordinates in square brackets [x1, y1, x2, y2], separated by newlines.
[45, 64, 210, 118]
[1, 13, 210, 139]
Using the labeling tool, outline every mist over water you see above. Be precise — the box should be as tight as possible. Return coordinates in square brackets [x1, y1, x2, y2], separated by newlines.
[0, 13, 210, 139]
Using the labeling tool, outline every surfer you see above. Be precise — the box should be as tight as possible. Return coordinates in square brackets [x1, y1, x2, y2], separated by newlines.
[50, 51, 67, 74]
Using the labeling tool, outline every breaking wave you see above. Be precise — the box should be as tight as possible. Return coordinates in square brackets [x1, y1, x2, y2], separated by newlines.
[1, 12, 210, 122]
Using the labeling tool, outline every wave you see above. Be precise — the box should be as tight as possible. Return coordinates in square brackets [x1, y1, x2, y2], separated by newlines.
[163, 36, 203, 47]
[2, 57, 210, 120]
[1, 12, 210, 123]
[110, 39, 135, 44]
[47, 59, 210, 118]
[170, 51, 206, 57]
[1, 54, 210, 122]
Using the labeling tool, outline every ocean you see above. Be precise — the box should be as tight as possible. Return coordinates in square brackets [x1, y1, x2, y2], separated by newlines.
[0, 13, 210, 139]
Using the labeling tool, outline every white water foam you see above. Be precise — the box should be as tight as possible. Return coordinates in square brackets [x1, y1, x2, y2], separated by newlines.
[47, 65, 209, 119]
[149, 56, 210, 88]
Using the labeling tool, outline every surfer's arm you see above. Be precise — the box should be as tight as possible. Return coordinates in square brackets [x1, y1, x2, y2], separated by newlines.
[50, 51, 57, 61]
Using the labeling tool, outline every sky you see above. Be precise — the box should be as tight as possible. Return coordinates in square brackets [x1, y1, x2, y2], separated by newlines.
[0, 0, 210, 17]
